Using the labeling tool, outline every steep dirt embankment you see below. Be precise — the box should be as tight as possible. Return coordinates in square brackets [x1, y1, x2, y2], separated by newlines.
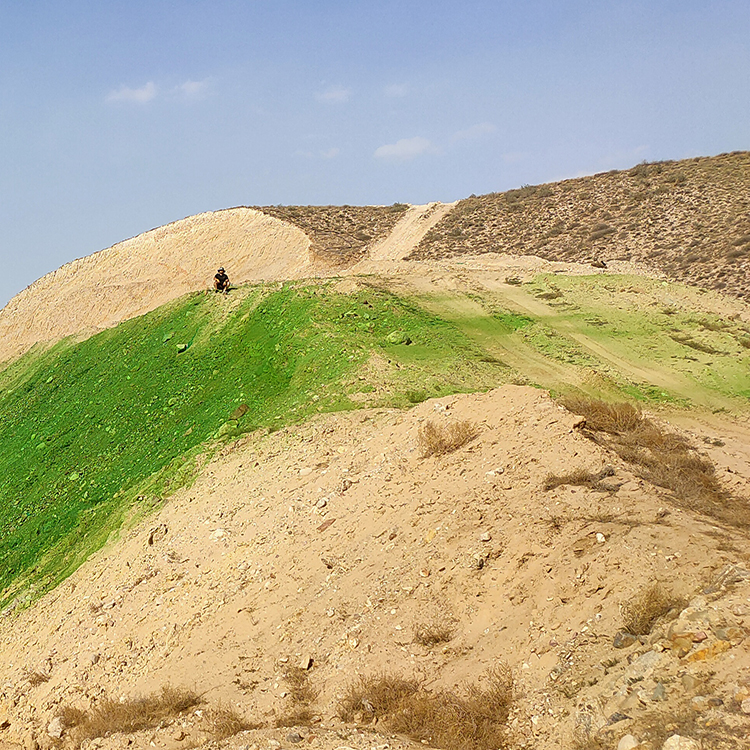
[0, 208, 313, 365]
[353, 202, 457, 270]
[1, 387, 748, 750]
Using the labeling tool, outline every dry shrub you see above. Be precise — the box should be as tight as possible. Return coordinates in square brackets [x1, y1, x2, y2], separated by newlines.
[275, 707, 316, 727]
[413, 616, 456, 646]
[23, 669, 50, 687]
[60, 685, 202, 745]
[561, 395, 642, 434]
[622, 582, 684, 636]
[339, 667, 513, 750]
[560, 396, 750, 528]
[543, 466, 614, 491]
[203, 702, 259, 740]
[339, 673, 420, 722]
[418, 420, 479, 457]
[284, 667, 318, 705]
[275, 667, 318, 727]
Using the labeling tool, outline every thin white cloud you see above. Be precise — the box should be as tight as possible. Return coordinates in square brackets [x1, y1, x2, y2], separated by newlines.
[453, 122, 497, 141]
[106, 81, 157, 104]
[295, 146, 341, 160]
[178, 79, 209, 98]
[384, 83, 409, 98]
[316, 85, 351, 103]
[374, 136, 432, 161]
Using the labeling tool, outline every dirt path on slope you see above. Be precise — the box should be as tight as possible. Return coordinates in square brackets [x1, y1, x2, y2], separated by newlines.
[354, 202, 456, 267]
[378, 272, 590, 392]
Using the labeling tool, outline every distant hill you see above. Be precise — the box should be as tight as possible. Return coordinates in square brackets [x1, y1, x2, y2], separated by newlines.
[411, 151, 750, 300]
[256, 202, 408, 264]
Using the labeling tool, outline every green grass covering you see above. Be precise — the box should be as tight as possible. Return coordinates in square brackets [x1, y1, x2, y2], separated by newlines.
[409, 274, 750, 410]
[0, 282, 505, 609]
[3, 271, 748, 610]
[523, 274, 750, 405]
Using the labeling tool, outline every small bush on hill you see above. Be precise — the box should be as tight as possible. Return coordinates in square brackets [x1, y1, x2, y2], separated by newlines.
[418, 420, 479, 457]
[60, 685, 202, 745]
[622, 582, 685, 636]
[413, 615, 457, 646]
[560, 396, 750, 528]
[203, 702, 259, 739]
[275, 667, 319, 727]
[339, 667, 514, 750]
[543, 466, 614, 491]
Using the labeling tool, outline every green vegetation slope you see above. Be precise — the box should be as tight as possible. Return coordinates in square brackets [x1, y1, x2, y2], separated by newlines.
[2, 270, 749, 612]
[0, 281, 503, 610]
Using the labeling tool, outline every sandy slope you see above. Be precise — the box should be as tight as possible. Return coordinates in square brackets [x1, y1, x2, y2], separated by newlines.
[0, 209, 314, 365]
[1, 387, 748, 749]
[0, 201, 664, 369]
[354, 202, 457, 267]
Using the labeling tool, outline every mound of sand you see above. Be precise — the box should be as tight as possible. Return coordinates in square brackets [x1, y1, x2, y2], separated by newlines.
[2, 386, 748, 749]
[0, 208, 314, 365]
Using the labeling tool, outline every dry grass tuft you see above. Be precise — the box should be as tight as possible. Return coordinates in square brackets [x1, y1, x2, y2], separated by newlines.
[622, 582, 684, 636]
[543, 465, 615, 491]
[275, 667, 319, 728]
[275, 707, 317, 727]
[59, 685, 202, 745]
[284, 667, 318, 705]
[418, 420, 479, 458]
[561, 395, 643, 434]
[413, 616, 457, 646]
[22, 669, 50, 687]
[339, 673, 421, 723]
[560, 396, 750, 528]
[339, 667, 513, 750]
[203, 703, 259, 739]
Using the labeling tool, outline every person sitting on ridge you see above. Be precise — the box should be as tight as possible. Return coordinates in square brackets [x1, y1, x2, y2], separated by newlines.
[213, 267, 230, 294]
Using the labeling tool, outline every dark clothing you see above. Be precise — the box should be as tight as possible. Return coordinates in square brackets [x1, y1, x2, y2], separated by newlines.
[214, 272, 229, 290]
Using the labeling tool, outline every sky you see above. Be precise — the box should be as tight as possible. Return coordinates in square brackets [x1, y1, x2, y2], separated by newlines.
[1, 0, 748, 308]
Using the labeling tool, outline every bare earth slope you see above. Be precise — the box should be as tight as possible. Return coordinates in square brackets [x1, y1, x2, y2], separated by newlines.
[1, 387, 749, 750]
[0, 208, 313, 365]
[353, 201, 457, 268]
[412, 152, 750, 300]
[256, 202, 409, 266]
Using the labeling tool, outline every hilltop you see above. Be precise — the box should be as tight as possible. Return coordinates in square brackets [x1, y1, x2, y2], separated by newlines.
[412, 152, 750, 301]
[2, 152, 748, 366]
[0, 152, 749, 750]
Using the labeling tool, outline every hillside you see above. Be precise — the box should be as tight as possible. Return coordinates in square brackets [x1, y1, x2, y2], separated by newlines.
[256, 203, 409, 265]
[1, 387, 749, 750]
[0, 152, 749, 750]
[0, 208, 314, 366]
[412, 152, 750, 301]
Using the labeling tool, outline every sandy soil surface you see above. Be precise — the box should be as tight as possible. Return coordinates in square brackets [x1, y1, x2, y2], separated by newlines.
[0, 204, 667, 368]
[0, 209, 315, 365]
[1, 386, 748, 750]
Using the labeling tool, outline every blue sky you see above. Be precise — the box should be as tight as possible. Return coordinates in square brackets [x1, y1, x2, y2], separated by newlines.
[1, 1, 748, 307]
